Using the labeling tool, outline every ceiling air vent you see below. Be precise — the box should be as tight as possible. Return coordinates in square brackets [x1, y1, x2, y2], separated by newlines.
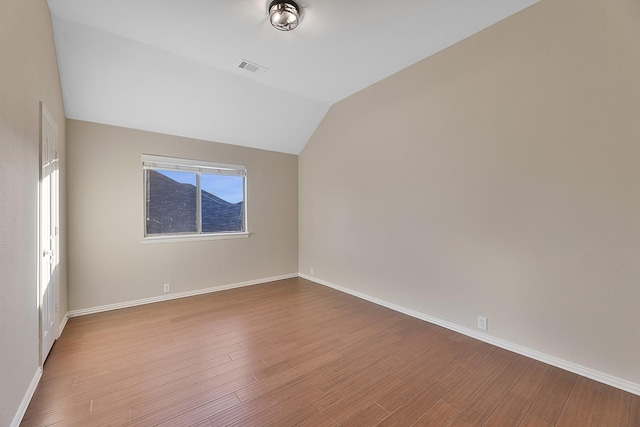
[238, 59, 268, 75]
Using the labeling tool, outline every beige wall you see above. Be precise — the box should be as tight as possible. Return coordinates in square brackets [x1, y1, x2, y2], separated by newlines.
[0, 1, 67, 425]
[66, 120, 298, 310]
[300, 0, 640, 386]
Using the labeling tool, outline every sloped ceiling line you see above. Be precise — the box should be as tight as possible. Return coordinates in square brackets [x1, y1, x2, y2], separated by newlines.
[48, 0, 539, 154]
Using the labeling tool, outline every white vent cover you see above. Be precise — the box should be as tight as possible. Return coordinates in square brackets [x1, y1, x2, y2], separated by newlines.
[239, 59, 268, 75]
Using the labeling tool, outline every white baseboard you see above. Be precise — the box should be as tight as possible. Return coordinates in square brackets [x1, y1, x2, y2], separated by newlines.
[15, 274, 295, 426]
[67, 273, 298, 318]
[58, 312, 69, 338]
[10, 367, 42, 427]
[11, 313, 70, 426]
[299, 273, 640, 397]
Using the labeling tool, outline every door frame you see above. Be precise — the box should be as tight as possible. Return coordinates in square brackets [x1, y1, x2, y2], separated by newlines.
[39, 102, 60, 365]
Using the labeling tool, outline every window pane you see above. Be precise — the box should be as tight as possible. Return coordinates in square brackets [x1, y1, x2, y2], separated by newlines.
[146, 169, 197, 234]
[201, 174, 245, 233]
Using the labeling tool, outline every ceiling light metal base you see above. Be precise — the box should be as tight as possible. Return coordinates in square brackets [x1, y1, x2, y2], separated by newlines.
[269, 0, 300, 31]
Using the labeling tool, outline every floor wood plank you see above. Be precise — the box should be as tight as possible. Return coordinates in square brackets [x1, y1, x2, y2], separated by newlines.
[521, 366, 578, 425]
[555, 376, 603, 427]
[21, 277, 639, 426]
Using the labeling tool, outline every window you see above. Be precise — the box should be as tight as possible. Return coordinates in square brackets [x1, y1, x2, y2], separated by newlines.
[142, 155, 247, 240]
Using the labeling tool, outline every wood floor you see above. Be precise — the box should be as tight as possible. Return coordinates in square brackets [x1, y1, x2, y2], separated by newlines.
[23, 277, 639, 426]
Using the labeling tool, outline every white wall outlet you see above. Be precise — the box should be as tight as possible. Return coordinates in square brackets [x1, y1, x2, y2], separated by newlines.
[310, 267, 314, 276]
[477, 315, 488, 331]
[163, 283, 170, 293]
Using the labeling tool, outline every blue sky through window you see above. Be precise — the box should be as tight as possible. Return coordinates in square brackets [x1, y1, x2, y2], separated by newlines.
[158, 170, 195, 185]
[159, 170, 244, 203]
[201, 174, 244, 204]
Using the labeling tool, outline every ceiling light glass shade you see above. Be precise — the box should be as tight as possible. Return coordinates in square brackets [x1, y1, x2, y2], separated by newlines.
[269, 0, 300, 31]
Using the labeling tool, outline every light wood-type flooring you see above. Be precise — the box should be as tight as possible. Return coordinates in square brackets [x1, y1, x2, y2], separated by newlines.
[22, 277, 640, 426]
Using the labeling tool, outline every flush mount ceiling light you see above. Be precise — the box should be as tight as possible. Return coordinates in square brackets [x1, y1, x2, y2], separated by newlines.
[269, 0, 300, 31]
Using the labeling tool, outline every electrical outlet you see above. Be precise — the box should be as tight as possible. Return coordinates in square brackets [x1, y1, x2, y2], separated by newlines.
[477, 315, 487, 331]
[310, 267, 314, 276]
[163, 283, 170, 293]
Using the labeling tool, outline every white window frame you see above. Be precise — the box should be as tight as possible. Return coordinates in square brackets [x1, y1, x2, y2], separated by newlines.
[141, 154, 249, 243]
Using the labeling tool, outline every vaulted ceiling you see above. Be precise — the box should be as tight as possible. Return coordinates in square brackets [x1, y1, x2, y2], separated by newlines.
[48, 0, 538, 154]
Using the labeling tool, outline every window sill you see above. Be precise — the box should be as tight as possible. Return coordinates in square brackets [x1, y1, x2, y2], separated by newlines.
[141, 232, 250, 244]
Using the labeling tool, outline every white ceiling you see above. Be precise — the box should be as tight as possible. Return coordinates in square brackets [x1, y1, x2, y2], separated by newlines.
[48, 0, 538, 154]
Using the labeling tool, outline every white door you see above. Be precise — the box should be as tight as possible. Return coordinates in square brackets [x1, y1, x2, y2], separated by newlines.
[40, 103, 59, 363]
